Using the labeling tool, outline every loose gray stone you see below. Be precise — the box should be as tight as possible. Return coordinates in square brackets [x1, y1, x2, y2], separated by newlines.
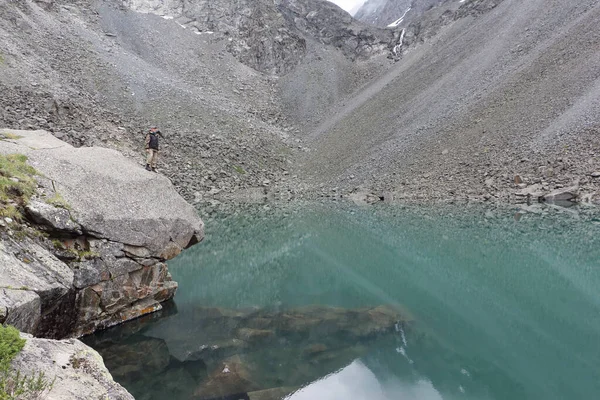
[122, 244, 152, 259]
[89, 240, 125, 258]
[107, 258, 143, 278]
[72, 259, 106, 289]
[543, 185, 579, 203]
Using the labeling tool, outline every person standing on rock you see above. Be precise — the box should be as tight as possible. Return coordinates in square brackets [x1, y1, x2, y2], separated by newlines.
[145, 126, 162, 172]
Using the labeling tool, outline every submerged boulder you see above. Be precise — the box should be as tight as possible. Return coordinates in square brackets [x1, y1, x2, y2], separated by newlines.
[150, 304, 411, 364]
[192, 355, 260, 399]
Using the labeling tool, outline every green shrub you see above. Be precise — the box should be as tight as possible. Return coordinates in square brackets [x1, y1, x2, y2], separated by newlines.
[0, 325, 54, 399]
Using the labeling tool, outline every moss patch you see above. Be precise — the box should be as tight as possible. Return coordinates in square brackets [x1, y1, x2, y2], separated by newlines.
[0, 154, 38, 222]
[0, 326, 25, 367]
[0, 325, 55, 399]
[232, 165, 246, 175]
[45, 192, 71, 210]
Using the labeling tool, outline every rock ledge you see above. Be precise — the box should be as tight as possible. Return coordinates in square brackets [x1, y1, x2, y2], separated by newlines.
[0, 129, 204, 338]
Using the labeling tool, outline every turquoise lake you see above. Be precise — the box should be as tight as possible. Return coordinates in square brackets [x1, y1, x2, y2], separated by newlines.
[84, 204, 600, 400]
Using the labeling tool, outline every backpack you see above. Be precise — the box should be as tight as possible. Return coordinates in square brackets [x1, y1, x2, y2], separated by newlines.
[148, 133, 159, 150]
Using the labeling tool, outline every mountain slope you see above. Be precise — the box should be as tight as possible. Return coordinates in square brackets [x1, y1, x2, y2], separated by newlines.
[300, 0, 600, 202]
[0, 0, 404, 203]
[1, 0, 598, 205]
[0, 0, 296, 202]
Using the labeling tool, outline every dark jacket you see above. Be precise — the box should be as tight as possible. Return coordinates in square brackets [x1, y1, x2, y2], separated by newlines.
[145, 131, 160, 150]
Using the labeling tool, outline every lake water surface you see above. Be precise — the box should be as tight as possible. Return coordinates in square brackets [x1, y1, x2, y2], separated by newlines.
[84, 204, 600, 400]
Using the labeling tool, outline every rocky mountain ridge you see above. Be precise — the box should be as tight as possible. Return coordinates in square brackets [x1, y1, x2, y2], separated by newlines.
[355, 0, 414, 27]
[124, 0, 404, 74]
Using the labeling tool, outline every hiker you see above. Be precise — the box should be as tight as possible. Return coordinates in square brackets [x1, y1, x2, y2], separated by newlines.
[145, 126, 162, 172]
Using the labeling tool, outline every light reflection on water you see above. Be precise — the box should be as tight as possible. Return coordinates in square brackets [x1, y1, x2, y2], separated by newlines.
[287, 360, 445, 400]
[84, 204, 600, 400]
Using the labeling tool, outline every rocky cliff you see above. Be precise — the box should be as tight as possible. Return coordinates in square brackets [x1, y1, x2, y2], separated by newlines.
[124, 0, 403, 75]
[0, 129, 204, 338]
[355, 0, 414, 27]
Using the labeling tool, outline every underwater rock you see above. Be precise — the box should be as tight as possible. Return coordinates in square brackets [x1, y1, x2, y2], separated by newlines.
[192, 355, 260, 399]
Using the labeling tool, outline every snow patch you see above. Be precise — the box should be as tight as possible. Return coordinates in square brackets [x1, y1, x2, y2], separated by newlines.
[387, 7, 412, 28]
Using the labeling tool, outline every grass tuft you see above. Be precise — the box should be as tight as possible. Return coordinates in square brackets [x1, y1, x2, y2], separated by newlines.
[0, 154, 38, 223]
[0, 325, 55, 399]
[0, 133, 22, 141]
[0, 326, 25, 365]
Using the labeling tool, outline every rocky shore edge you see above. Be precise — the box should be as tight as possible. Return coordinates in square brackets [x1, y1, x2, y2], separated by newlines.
[1, 129, 204, 398]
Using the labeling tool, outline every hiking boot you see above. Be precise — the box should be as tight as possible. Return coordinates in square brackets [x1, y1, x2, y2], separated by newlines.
[145, 164, 152, 171]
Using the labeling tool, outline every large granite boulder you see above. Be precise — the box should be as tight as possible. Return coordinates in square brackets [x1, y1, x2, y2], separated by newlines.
[0, 129, 204, 255]
[11, 333, 134, 400]
[0, 129, 204, 337]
